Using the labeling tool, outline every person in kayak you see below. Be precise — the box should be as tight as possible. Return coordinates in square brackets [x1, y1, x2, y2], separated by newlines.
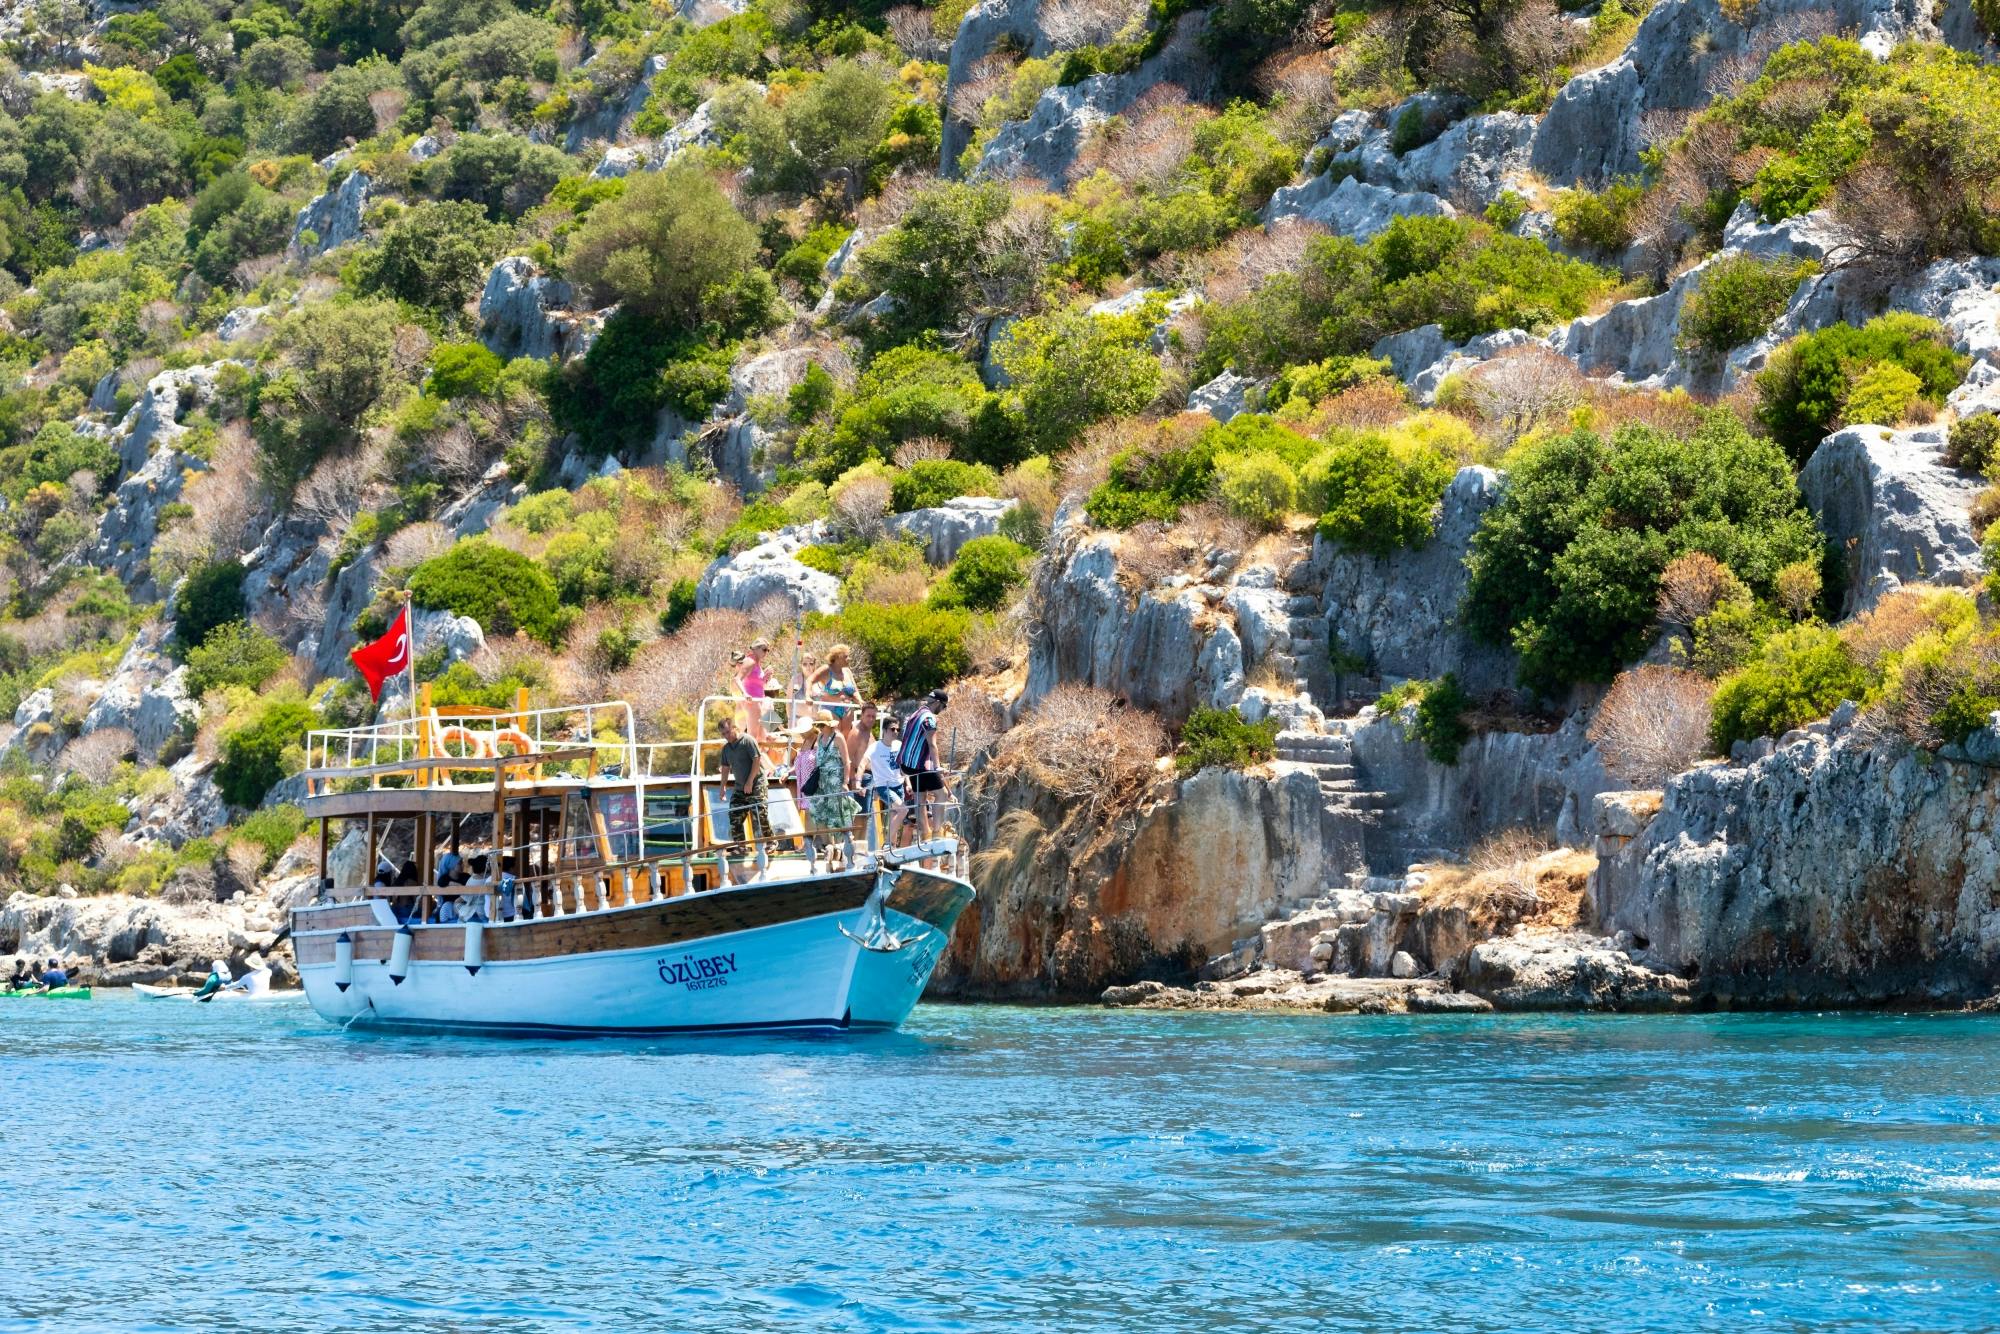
[37, 958, 69, 990]
[7, 958, 32, 990]
[191, 959, 232, 1001]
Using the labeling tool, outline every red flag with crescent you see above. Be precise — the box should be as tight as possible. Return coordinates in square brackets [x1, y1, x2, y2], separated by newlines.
[350, 605, 410, 701]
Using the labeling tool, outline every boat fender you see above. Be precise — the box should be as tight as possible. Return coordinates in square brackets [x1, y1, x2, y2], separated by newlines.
[463, 920, 484, 976]
[388, 925, 414, 985]
[333, 932, 354, 993]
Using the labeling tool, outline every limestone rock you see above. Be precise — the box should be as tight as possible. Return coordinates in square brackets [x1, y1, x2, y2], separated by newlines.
[80, 631, 198, 762]
[1313, 466, 1519, 697]
[887, 497, 1018, 565]
[1459, 928, 1692, 1009]
[657, 96, 728, 162]
[289, 170, 370, 257]
[1598, 732, 2000, 1004]
[972, 15, 1212, 186]
[1024, 530, 1217, 721]
[1186, 370, 1258, 422]
[1263, 172, 1453, 240]
[216, 305, 270, 342]
[478, 258, 605, 363]
[565, 53, 667, 152]
[92, 363, 239, 597]
[941, 0, 1065, 165]
[1361, 111, 1538, 209]
[695, 523, 843, 616]
[1799, 424, 1985, 617]
[590, 145, 648, 179]
[1532, 0, 1939, 186]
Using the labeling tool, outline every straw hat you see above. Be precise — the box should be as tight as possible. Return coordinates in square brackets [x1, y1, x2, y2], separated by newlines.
[788, 717, 823, 737]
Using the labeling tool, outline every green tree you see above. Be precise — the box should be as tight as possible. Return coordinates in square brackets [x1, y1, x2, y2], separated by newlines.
[930, 534, 1031, 611]
[1301, 432, 1454, 556]
[216, 691, 317, 807]
[995, 304, 1163, 454]
[1463, 414, 1825, 693]
[174, 559, 247, 650]
[423, 133, 571, 220]
[82, 114, 184, 225]
[562, 163, 765, 328]
[1755, 313, 1968, 463]
[252, 299, 403, 488]
[409, 538, 570, 646]
[352, 200, 502, 316]
[185, 620, 288, 695]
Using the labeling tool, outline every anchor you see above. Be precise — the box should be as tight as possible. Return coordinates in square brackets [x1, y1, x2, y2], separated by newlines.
[839, 866, 921, 953]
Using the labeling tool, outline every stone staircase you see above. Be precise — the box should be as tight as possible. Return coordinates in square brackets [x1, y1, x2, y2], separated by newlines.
[1274, 729, 1396, 894]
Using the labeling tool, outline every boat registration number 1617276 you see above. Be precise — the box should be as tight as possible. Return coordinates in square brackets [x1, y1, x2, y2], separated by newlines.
[657, 951, 737, 991]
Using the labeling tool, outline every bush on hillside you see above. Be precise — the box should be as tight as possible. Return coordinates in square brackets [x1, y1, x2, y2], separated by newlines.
[216, 692, 317, 808]
[563, 164, 769, 330]
[1946, 413, 2000, 474]
[1215, 450, 1298, 529]
[994, 303, 1165, 456]
[890, 458, 1001, 513]
[351, 200, 504, 318]
[1464, 414, 1823, 693]
[185, 621, 288, 696]
[1084, 420, 1218, 528]
[1755, 314, 1968, 463]
[1301, 432, 1455, 556]
[829, 602, 969, 698]
[1676, 256, 1816, 367]
[409, 539, 570, 647]
[1175, 706, 1279, 775]
[930, 535, 1031, 612]
[1201, 216, 1611, 377]
[1550, 178, 1645, 254]
[174, 560, 247, 651]
[1708, 623, 1869, 751]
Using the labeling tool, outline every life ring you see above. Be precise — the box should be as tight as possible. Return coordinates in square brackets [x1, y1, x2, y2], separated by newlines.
[435, 725, 491, 760]
[490, 727, 543, 780]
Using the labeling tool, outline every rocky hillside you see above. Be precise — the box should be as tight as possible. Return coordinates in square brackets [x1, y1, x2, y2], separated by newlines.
[1, 0, 1999, 1005]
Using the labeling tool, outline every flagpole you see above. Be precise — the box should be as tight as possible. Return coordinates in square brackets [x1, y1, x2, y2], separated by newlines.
[403, 590, 418, 730]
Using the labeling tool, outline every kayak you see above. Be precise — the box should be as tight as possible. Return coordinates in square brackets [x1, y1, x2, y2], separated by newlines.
[0, 986, 91, 999]
[134, 981, 287, 1002]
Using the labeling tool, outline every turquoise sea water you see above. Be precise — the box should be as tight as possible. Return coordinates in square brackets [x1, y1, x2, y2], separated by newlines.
[2, 997, 1998, 1332]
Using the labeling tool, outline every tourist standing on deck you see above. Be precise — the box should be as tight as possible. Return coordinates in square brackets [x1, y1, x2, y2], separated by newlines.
[734, 639, 775, 741]
[716, 715, 771, 883]
[861, 709, 906, 852]
[897, 689, 948, 842]
[810, 645, 860, 719]
[801, 717, 860, 871]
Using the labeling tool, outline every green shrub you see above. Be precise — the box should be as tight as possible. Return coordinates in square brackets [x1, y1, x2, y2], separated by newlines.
[890, 459, 1001, 512]
[817, 347, 993, 477]
[0, 423, 120, 503]
[1085, 425, 1217, 528]
[1756, 314, 1969, 463]
[1264, 355, 1390, 411]
[428, 342, 505, 399]
[351, 200, 503, 317]
[931, 535, 1031, 612]
[409, 539, 570, 647]
[1841, 362, 1925, 427]
[829, 602, 970, 698]
[185, 621, 287, 696]
[787, 362, 837, 423]
[1949, 413, 2000, 475]
[231, 803, 305, 869]
[1708, 624, 1869, 751]
[659, 576, 698, 634]
[1201, 218, 1611, 377]
[1464, 414, 1824, 693]
[1676, 256, 1815, 367]
[216, 693, 317, 808]
[776, 224, 851, 295]
[1485, 191, 1529, 229]
[173, 560, 247, 650]
[795, 544, 845, 576]
[1550, 178, 1645, 254]
[1215, 450, 1298, 529]
[1175, 706, 1279, 775]
[563, 163, 767, 329]
[1388, 104, 1434, 156]
[994, 302, 1164, 455]
[1302, 433, 1454, 556]
[1388, 673, 1473, 764]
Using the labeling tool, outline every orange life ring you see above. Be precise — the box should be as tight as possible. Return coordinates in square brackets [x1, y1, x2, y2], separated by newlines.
[490, 727, 543, 779]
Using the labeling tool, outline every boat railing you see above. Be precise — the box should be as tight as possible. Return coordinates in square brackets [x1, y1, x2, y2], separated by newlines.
[304, 696, 638, 787]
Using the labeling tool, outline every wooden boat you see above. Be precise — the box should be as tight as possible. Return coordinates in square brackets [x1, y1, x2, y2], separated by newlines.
[289, 690, 974, 1037]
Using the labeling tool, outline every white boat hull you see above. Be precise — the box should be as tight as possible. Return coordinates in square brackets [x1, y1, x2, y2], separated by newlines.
[292, 867, 971, 1038]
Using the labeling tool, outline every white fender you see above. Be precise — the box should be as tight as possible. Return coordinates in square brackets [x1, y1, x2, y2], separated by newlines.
[463, 920, 484, 976]
[388, 925, 414, 985]
[333, 933, 354, 992]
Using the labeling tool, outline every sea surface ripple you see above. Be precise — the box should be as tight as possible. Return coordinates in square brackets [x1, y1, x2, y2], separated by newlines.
[3, 998, 1998, 1331]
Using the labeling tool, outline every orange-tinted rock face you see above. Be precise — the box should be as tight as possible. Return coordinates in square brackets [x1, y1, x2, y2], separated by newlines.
[933, 765, 1328, 1000]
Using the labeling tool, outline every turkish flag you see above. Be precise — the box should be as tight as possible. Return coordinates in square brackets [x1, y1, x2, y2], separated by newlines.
[350, 605, 411, 701]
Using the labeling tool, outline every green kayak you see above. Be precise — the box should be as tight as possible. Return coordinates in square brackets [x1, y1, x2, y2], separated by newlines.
[0, 986, 90, 999]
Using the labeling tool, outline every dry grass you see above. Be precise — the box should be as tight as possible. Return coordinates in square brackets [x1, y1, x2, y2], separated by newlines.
[383, 520, 454, 570]
[976, 685, 1166, 810]
[56, 727, 135, 783]
[1419, 832, 1595, 930]
[1840, 586, 1958, 673]
[848, 563, 930, 605]
[607, 608, 751, 733]
[1657, 552, 1747, 632]
[1588, 665, 1715, 787]
[1465, 346, 1584, 444]
[1200, 216, 1327, 308]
